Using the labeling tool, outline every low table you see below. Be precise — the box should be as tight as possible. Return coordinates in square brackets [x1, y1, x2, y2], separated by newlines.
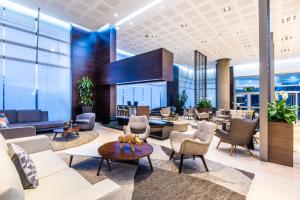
[53, 126, 80, 142]
[97, 141, 153, 175]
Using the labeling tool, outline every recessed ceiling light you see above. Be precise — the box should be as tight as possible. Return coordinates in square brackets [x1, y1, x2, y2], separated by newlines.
[223, 6, 231, 13]
[114, 13, 118, 17]
[180, 24, 188, 28]
[174, 47, 180, 52]
[201, 40, 207, 44]
[129, 22, 133, 25]
[236, 30, 244, 34]
[244, 44, 250, 48]
[129, 43, 135, 46]
[145, 34, 158, 38]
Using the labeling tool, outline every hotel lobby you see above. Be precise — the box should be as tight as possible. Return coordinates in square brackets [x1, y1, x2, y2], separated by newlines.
[0, 0, 300, 200]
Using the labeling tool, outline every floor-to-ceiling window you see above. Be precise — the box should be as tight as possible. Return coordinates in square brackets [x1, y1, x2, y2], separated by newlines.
[178, 65, 194, 108]
[0, 2, 71, 120]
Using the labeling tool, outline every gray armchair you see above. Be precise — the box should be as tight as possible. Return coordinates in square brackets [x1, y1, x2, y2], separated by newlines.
[75, 113, 96, 131]
[215, 118, 258, 156]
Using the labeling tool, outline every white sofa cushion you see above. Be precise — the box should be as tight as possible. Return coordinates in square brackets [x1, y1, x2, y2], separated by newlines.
[25, 168, 90, 200]
[30, 150, 69, 179]
[0, 133, 8, 152]
[0, 149, 25, 200]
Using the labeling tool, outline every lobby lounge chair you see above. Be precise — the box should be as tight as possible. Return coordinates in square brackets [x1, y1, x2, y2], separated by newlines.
[75, 113, 96, 131]
[123, 115, 151, 141]
[183, 108, 194, 119]
[215, 118, 258, 157]
[169, 121, 217, 173]
[160, 107, 171, 119]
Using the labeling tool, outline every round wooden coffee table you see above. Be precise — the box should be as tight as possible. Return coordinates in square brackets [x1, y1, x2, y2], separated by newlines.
[97, 141, 153, 175]
[53, 126, 80, 142]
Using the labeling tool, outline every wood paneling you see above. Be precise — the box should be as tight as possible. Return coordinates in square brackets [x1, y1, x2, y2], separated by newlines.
[71, 25, 116, 122]
[101, 48, 174, 85]
[268, 122, 293, 167]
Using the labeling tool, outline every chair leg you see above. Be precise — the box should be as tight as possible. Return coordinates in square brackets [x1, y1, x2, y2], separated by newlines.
[245, 146, 256, 158]
[199, 155, 209, 172]
[169, 150, 175, 160]
[216, 140, 222, 149]
[179, 154, 184, 173]
[230, 145, 234, 156]
[193, 155, 195, 160]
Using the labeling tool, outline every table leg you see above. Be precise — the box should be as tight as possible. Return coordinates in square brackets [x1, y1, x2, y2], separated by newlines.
[53, 132, 58, 139]
[66, 134, 69, 142]
[76, 131, 79, 137]
[147, 155, 153, 172]
[97, 157, 104, 176]
[106, 159, 111, 171]
[69, 155, 73, 167]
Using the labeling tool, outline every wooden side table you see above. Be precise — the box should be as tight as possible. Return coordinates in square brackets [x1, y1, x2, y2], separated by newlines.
[53, 126, 80, 142]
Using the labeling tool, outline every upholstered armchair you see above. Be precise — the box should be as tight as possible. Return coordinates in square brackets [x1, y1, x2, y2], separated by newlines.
[160, 107, 171, 119]
[75, 113, 96, 131]
[123, 115, 151, 141]
[183, 108, 194, 119]
[194, 109, 209, 121]
[170, 121, 217, 173]
[216, 118, 258, 156]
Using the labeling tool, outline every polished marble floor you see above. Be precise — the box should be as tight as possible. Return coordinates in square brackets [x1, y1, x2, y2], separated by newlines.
[60, 121, 300, 200]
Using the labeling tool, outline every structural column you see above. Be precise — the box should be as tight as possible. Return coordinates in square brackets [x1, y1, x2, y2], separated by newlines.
[216, 58, 231, 110]
[259, 0, 273, 161]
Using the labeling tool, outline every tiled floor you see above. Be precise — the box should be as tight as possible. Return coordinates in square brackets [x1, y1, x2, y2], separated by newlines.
[60, 121, 300, 200]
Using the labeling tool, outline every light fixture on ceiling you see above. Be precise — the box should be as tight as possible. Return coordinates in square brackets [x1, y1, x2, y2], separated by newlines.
[114, 13, 118, 18]
[174, 47, 180, 52]
[244, 44, 250, 48]
[236, 30, 244, 34]
[201, 40, 207, 44]
[281, 15, 296, 23]
[180, 24, 188, 28]
[145, 34, 158, 38]
[129, 43, 135, 46]
[250, 54, 255, 57]
[281, 49, 290, 53]
[129, 22, 133, 26]
[115, 0, 165, 26]
[281, 36, 293, 41]
[223, 6, 231, 13]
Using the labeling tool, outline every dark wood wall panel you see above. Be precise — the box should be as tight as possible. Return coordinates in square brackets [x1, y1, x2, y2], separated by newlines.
[71, 25, 116, 122]
[167, 65, 179, 107]
[101, 48, 174, 85]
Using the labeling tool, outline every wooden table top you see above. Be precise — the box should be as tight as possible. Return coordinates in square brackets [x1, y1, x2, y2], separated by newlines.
[53, 126, 80, 134]
[98, 141, 153, 160]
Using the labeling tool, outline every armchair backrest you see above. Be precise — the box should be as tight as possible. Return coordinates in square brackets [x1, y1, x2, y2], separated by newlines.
[160, 107, 171, 115]
[228, 118, 258, 145]
[194, 121, 217, 142]
[128, 115, 149, 131]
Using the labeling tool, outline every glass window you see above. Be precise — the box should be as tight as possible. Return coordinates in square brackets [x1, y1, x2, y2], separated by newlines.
[38, 65, 71, 121]
[38, 51, 69, 67]
[0, 59, 3, 109]
[5, 8, 36, 31]
[250, 94, 259, 107]
[4, 60, 36, 109]
[5, 43, 36, 61]
[39, 36, 69, 54]
[5, 27, 36, 46]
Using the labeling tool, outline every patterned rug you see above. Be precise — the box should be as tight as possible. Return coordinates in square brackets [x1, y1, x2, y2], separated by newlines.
[47, 123, 100, 151]
[59, 143, 254, 200]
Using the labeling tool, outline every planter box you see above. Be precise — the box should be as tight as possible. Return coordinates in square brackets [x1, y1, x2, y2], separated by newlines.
[82, 106, 93, 113]
[197, 108, 212, 113]
[268, 122, 293, 167]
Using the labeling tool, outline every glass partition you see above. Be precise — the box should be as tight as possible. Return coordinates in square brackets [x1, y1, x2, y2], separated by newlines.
[117, 81, 167, 109]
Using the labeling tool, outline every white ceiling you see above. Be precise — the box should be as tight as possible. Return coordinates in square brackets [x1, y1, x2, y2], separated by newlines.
[11, 0, 300, 67]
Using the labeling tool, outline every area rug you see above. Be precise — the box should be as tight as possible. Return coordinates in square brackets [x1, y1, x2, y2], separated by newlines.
[47, 123, 100, 151]
[59, 143, 254, 200]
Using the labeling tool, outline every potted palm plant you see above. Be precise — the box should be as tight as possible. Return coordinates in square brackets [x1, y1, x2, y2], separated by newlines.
[77, 76, 95, 113]
[197, 99, 212, 113]
[175, 90, 188, 115]
[268, 91, 297, 167]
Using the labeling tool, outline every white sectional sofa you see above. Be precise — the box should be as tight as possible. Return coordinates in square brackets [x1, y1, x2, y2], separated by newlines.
[0, 134, 121, 200]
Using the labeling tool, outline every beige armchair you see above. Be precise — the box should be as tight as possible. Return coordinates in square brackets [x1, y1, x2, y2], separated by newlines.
[183, 108, 194, 119]
[160, 107, 171, 119]
[170, 121, 217, 173]
[123, 115, 151, 141]
[194, 109, 209, 121]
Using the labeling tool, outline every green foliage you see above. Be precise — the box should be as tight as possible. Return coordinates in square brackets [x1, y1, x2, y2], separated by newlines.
[197, 99, 212, 109]
[175, 90, 188, 115]
[77, 76, 94, 106]
[268, 92, 297, 124]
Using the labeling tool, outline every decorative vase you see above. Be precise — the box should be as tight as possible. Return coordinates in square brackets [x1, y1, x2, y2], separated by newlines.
[82, 106, 92, 113]
[268, 121, 293, 167]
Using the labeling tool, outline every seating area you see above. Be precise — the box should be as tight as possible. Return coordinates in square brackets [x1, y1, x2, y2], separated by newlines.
[0, 0, 300, 200]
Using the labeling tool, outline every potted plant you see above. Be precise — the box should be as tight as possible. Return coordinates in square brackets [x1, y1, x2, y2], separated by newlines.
[175, 90, 188, 115]
[197, 99, 212, 113]
[268, 91, 297, 167]
[77, 76, 95, 113]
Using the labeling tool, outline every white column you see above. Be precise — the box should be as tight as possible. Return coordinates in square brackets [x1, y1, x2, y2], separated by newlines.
[259, 0, 274, 161]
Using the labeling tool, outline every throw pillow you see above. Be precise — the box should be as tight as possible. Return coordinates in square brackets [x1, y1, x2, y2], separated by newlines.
[0, 118, 8, 128]
[0, 113, 10, 125]
[8, 143, 39, 189]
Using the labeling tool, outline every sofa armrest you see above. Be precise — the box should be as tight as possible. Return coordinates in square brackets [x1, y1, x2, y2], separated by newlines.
[0, 126, 36, 140]
[63, 179, 121, 200]
[6, 135, 52, 154]
[41, 111, 48, 121]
